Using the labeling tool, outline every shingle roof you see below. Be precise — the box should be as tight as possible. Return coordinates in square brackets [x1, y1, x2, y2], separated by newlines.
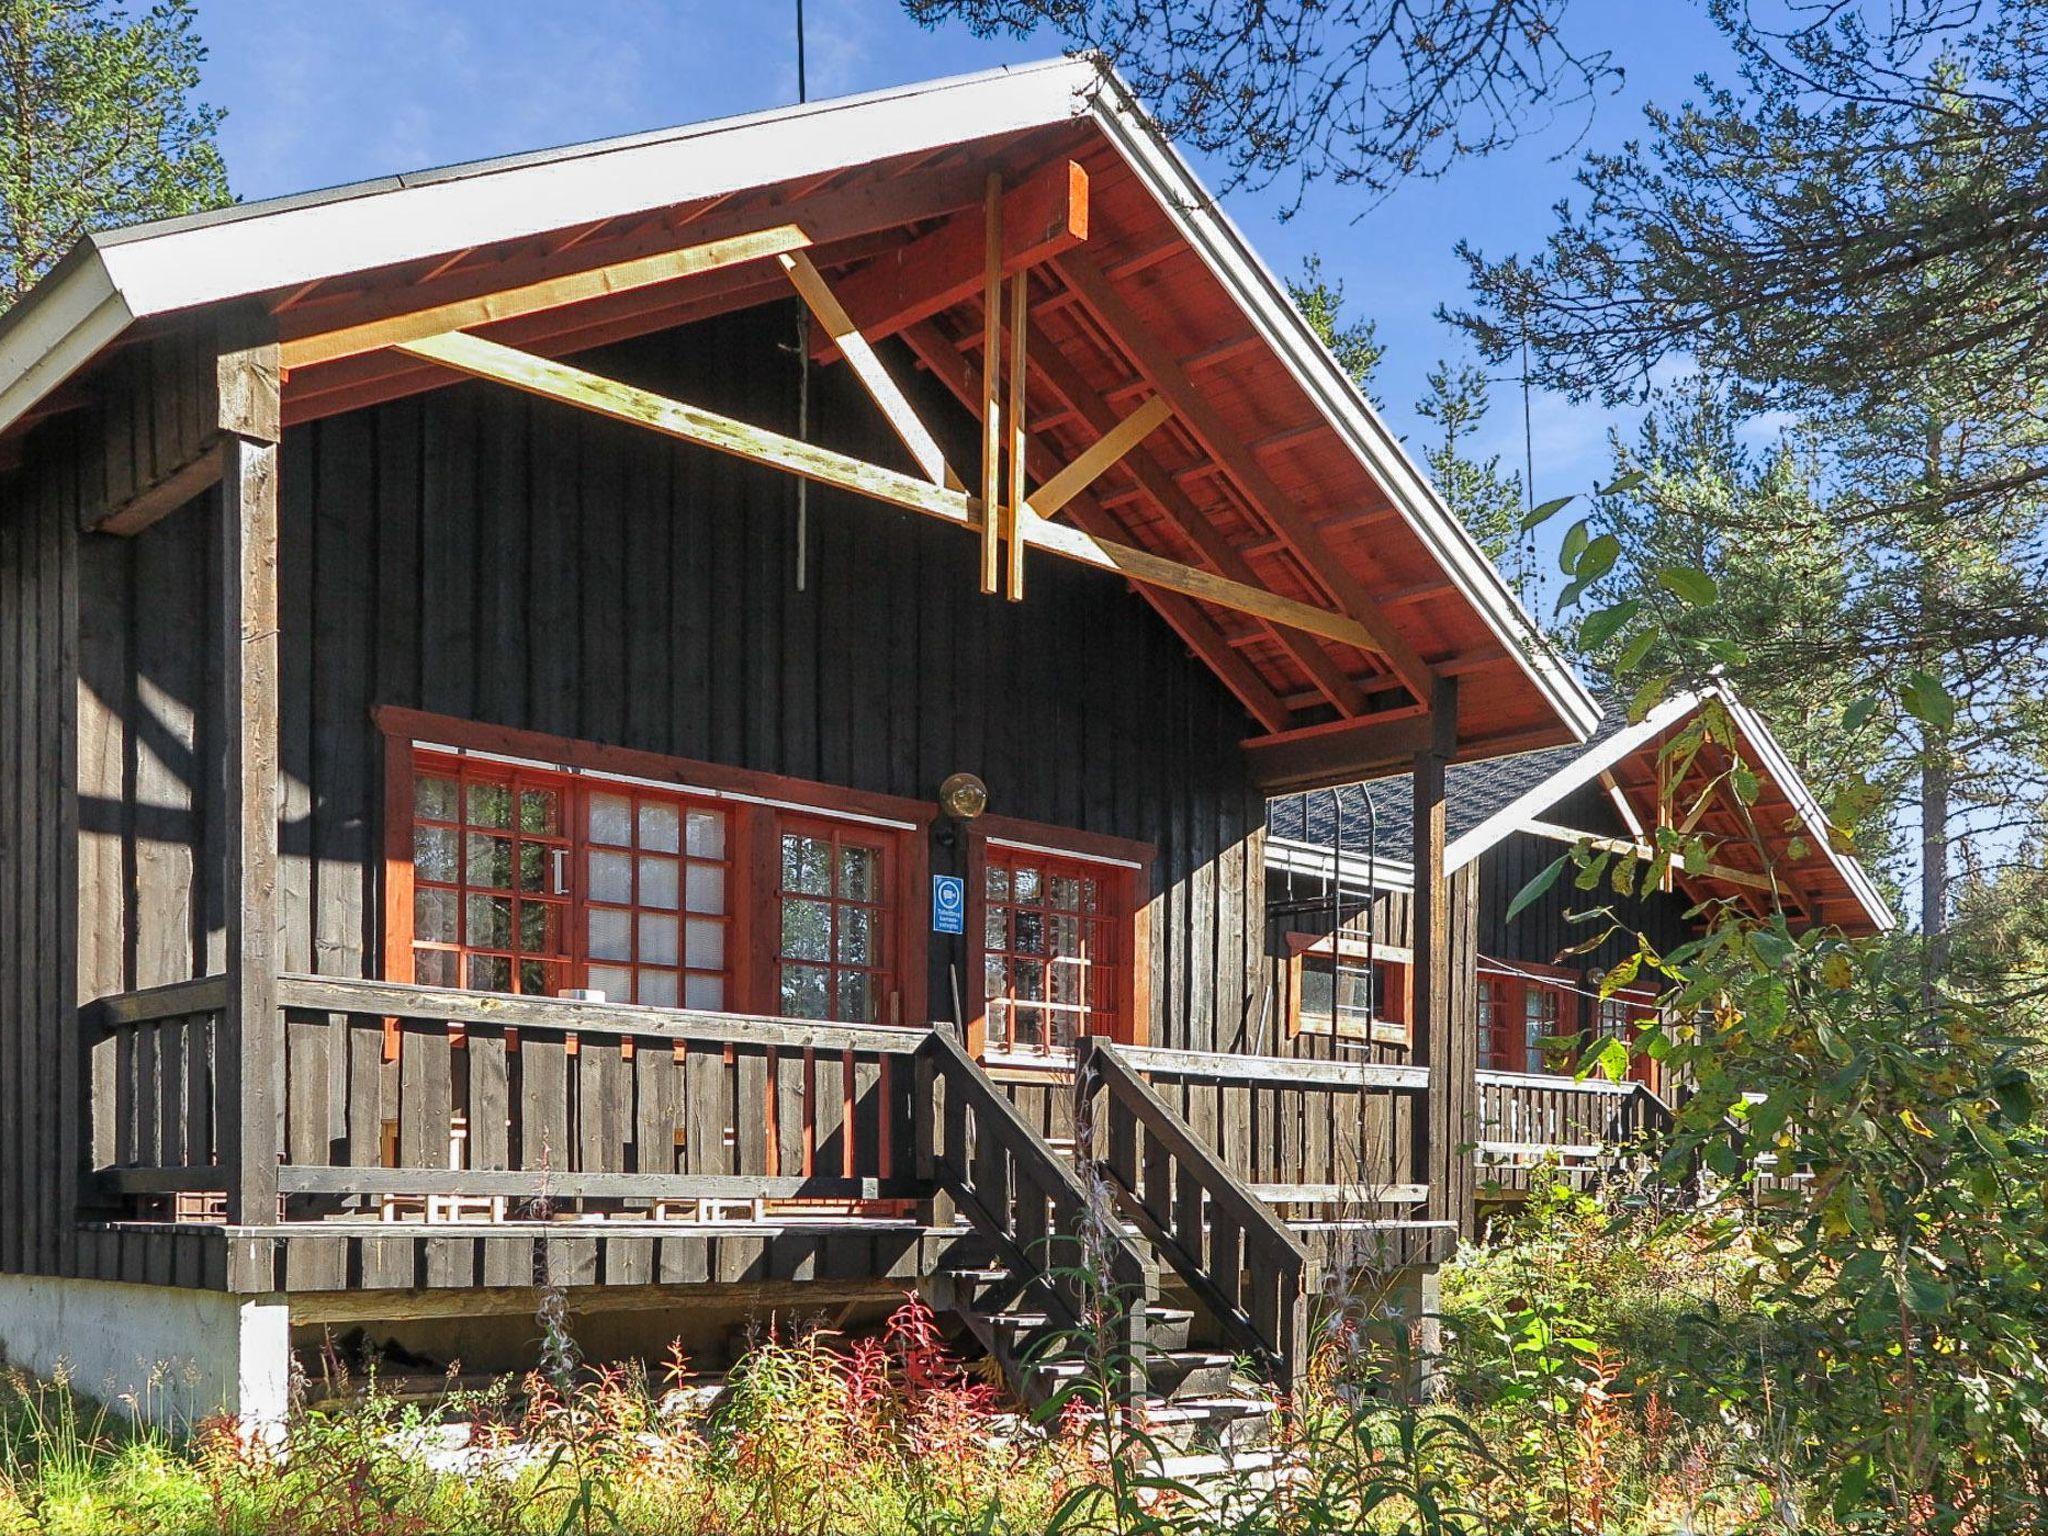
[1268, 701, 1635, 858]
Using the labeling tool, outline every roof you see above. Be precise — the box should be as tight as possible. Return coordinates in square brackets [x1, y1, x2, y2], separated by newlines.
[0, 56, 1598, 787]
[1269, 685, 1892, 935]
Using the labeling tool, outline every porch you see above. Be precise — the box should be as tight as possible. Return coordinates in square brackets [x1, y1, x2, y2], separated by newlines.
[85, 972, 1481, 1384]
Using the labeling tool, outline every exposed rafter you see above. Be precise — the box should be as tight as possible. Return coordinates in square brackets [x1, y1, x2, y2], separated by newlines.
[899, 317, 1295, 734]
[1053, 252, 1439, 705]
[822, 158, 1088, 356]
[393, 330, 1388, 653]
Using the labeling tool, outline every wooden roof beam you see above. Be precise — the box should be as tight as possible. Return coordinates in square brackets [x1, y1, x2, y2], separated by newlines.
[818, 158, 1087, 356]
[1052, 251, 1439, 706]
[281, 225, 811, 371]
[900, 317, 1293, 732]
[1021, 326, 1373, 718]
[396, 329, 1384, 654]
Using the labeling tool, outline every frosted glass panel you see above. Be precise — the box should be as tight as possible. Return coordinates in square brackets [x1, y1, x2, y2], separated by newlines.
[639, 855, 679, 910]
[685, 918, 724, 970]
[685, 862, 725, 914]
[638, 802, 680, 853]
[587, 908, 631, 962]
[686, 810, 724, 858]
[636, 969, 678, 1007]
[589, 791, 632, 847]
[638, 913, 679, 967]
[588, 850, 631, 905]
[684, 973, 724, 1010]
[585, 965, 631, 1002]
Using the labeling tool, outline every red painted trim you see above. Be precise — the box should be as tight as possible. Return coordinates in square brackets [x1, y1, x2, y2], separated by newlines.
[373, 705, 935, 828]
[962, 815, 1156, 1055]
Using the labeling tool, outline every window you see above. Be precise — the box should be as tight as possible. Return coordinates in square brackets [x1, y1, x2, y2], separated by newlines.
[411, 756, 572, 995]
[777, 820, 894, 1024]
[963, 822, 1149, 1060]
[1286, 935, 1410, 1044]
[983, 851, 1121, 1052]
[1478, 979, 1515, 1070]
[582, 786, 730, 1010]
[386, 711, 929, 1024]
[1523, 983, 1563, 1069]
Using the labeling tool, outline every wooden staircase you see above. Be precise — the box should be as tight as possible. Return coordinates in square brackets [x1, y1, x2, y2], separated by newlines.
[914, 1031, 1300, 1452]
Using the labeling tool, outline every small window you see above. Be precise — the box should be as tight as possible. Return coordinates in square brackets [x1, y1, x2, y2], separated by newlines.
[411, 756, 572, 996]
[1478, 978, 1516, 1070]
[982, 850, 1121, 1053]
[1287, 934, 1409, 1043]
[776, 819, 894, 1023]
[1523, 982, 1570, 1070]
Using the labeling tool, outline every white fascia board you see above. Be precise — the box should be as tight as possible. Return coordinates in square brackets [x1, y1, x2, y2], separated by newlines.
[1264, 835, 1415, 894]
[1443, 690, 1707, 871]
[0, 58, 1097, 436]
[1078, 73, 1602, 751]
[99, 60, 1096, 319]
[0, 253, 130, 441]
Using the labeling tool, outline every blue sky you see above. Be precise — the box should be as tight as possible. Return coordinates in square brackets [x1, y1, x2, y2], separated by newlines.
[194, 0, 1738, 602]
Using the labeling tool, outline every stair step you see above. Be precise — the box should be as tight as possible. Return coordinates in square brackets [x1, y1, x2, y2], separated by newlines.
[1155, 1449, 1283, 1482]
[1140, 1396, 1275, 1454]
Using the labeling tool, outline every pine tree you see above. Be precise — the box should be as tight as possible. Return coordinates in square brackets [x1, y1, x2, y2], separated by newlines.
[0, 0, 228, 307]
[1286, 254, 1383, 406]
[1415, 359, 1521, 565]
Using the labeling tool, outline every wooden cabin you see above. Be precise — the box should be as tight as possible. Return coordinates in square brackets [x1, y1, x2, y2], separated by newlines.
[1268, 685, 1890, 1201]
[0, 58, 1603, 1425]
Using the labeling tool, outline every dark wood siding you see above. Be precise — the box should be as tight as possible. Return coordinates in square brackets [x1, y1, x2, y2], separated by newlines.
[72, 302, 1269, 1064]
[1, 413, 83, 1279]
[1478, 784, 1695, 974]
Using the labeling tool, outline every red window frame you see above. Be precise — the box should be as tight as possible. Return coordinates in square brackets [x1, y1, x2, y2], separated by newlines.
[773, 814, 900, 1025]
[408, 753, 574, 996]
[378, 708, 929, 1026]
[980, 846, 1124, 1054]
[578, 779, 734, 1012]
[963, 818, 1152, 1060]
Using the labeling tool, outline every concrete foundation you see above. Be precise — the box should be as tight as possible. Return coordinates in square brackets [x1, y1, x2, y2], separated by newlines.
[0, 1274, 290, 1431]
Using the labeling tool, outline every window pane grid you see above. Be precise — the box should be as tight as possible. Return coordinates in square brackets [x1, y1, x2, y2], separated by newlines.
[584, 785, 729, 1011]
[412, 757, 571, 997]
[777, 825, 891, 1024]
[983, 852, 1116, 1053]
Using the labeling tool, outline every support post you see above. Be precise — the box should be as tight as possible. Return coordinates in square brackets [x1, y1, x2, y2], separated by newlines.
[214, 317, 282, 1226]
[1410, 678, 1470, 1237]
[978, 173, 1003, 595]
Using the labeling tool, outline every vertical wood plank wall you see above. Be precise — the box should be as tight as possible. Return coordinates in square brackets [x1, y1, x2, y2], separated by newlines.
[0, 414, 82, 1278]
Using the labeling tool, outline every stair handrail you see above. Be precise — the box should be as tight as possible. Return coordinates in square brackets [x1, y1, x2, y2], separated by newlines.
[1077, 1036, 1309, 1389]
[917, 1030, 1151, 1360]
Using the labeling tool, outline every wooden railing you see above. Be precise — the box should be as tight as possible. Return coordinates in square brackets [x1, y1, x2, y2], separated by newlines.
[1107, 1043, 1430, 1214]
[1078, 1039, 1310, 1389]
[1474, 1069, 1673, 1192]
[91, 975, 934, 1215]
[920, 1030, 1150, 1364]
[87, 976, 229, 1196]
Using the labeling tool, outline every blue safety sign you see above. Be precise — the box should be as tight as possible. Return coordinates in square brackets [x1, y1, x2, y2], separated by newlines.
[931, 874, 966, 934]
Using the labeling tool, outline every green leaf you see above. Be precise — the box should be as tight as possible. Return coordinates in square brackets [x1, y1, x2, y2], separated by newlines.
[1506, 854, 1569, 925]
[1583, 1036, 1630, 1082]
[1657, 565, 1720, 606]
[1843, 696, 1878, 732]
[1904, 1272, 1950, 1316]
[1574, 532, 1621, 582]
[1558, 517, 1589, 575]
[1597, 468, 1647, 497]
[1615, 626, 1660, 675]
[1731, 767, 1760, 805]
[1901, 670, 1954, 730]
[1520, 492, 1574, 531]
[1578, 599, 1640, 651]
